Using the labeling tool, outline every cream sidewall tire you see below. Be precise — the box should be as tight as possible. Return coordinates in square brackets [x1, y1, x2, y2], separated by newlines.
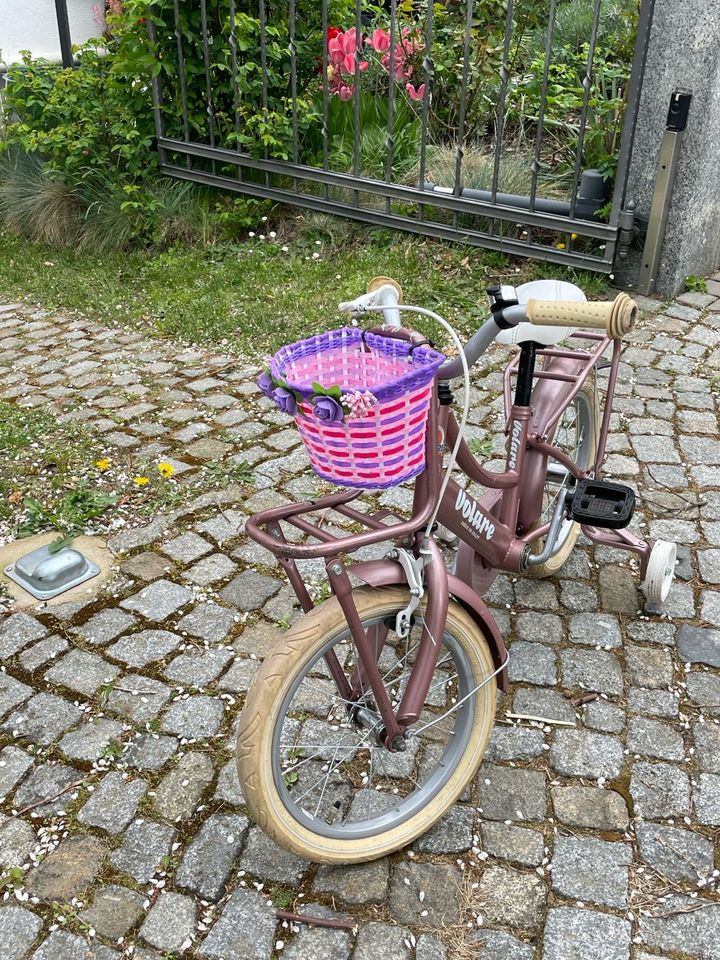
[236, 586, 497, 864]
[528, 382, 598, 578]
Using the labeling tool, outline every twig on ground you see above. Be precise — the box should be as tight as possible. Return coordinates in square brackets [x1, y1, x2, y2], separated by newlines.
[275, 910, 357, 931]
[504, 712, 576, 727]
[14, 776, 90, 815]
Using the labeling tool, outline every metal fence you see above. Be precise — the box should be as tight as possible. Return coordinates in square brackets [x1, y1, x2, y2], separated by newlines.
[149, 0, 654, 272]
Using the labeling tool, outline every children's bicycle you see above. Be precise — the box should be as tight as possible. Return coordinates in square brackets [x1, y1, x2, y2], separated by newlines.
[236, 278, 676, 863]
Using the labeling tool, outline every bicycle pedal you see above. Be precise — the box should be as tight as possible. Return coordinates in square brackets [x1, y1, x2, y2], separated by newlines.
[570, 479, 635, 529]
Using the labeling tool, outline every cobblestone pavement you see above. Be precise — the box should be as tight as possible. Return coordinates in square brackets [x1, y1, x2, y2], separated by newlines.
[1, 279, 720, 960]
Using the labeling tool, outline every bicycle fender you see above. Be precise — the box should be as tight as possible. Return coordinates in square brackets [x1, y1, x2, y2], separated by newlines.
[349, 559, 508, 692]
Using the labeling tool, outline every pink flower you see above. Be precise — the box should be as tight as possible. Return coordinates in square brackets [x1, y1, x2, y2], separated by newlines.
[406, 82, 426, 102]
[328, 28, 363, 67]
[343, 390, 377, 419]
[342, 54, 368, 74]
[371, 28, 390, 52]
[337, 84, 354, 101]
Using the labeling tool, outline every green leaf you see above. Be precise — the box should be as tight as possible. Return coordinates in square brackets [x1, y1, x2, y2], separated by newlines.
[48, 533, 74, 554]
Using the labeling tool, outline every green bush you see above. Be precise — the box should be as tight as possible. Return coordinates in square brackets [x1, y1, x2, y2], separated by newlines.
[0, 0, 639, 249]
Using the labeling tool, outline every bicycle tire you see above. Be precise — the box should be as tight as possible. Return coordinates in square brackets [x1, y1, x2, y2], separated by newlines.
[236, 585, 496, 863]
[528, 381, 598, 577]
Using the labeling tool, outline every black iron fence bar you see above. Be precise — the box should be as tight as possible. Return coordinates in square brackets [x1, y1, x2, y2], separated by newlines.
[156, 136, 616, 241]
[173, 0, 191, 166]
[453, 0, 475, 199]
[491, 0, 515, 203]
[289, 0, 299, 168]
[609, 0, 656, 229]
[227, 0, 241, 163]
[199, 0, 216, 151]
[417, 0, 434, 222]
[321, 0, 330, 198]
[160, 160, 613, 272]
[529, 0, 557, 212]
[353, 0, 362, 199]
[569, 0, 602, 219]
[258, 0, 270, 185]
[385, 0, 397, 216]
[147, 18, 167, 166]
[54, 0, 73, 68]
[347, 0, 361, 206]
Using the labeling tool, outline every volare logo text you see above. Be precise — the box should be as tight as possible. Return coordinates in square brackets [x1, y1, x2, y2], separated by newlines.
[455, 488, 495, 540]
[508, 419, 523, 470]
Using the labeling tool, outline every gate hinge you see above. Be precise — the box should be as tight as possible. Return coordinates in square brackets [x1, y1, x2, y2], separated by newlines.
[616, 200, 637, 261]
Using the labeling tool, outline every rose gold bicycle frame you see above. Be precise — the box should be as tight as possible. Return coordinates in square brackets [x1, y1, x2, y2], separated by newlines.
[246, 329, 652, 745]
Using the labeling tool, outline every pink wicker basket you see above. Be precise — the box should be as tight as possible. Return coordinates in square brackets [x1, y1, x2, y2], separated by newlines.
[269, 328, 445, 489]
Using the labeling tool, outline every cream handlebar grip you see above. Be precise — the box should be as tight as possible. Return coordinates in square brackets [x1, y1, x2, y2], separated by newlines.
[526, 292, 638, 338]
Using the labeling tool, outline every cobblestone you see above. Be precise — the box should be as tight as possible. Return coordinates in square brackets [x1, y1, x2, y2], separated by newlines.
[630, 762, 691, 819]
[551, 835, 631, 908]
[3, 692, 81, 745]
[153, 752, 215, 821]
[25, 833, 107, 903]
[549, 730, 624, 779]
[78, 884, 145, 941]
[3, 284, 720, 958]
[389, 862, 462, 927]
[313, 859, 390, 905]
[110, 820, 176, 882]
[551, 785, 629, 831]
[635, 822, 714, 882]
[175, 812, 248, 899]
[139, 891, 196, 953]
[77, 771, 147, 835]
[120, 578, 193, 620]
[161, 694, 225, 738]
[0, 746, 34, 799]
[543, 907, 631, 960]
[199, 889, 276, 960]
[0, 906, 42, 959]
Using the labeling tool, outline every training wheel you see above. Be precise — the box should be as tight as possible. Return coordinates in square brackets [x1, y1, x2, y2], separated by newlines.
[642, 539, 677, 603]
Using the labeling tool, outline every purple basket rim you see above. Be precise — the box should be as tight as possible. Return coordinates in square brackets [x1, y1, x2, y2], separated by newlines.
[270, 327, 446, 401]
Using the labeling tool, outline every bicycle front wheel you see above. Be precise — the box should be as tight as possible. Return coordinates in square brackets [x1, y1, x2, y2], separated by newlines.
[236, 586, 497, 863]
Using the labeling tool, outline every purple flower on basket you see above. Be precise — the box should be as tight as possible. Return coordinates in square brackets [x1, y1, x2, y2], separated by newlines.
[313, 395, 345, 423]
[273, 386, 297, 415]
[257, 370, 274, 397]
[343, 390, 377, 419]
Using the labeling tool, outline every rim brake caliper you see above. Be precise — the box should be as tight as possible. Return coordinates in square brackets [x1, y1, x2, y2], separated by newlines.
[387, 547, 427, 639]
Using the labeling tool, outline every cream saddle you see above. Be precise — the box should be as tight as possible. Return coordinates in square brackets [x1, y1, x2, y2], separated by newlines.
[494, 278, 586, 347]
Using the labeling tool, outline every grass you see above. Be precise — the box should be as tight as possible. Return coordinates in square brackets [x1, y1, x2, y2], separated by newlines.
[0, 400, 250, 548]
[0, 220, 610, 356]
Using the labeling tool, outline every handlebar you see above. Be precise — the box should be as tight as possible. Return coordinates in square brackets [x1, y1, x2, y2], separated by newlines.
[338, 283, 638, 382]
[526, 292, 637, 339]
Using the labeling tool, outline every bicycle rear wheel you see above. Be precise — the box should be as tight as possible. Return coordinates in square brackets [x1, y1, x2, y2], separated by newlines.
[528, 381, 598, 577]
[236, 586, 496, 863]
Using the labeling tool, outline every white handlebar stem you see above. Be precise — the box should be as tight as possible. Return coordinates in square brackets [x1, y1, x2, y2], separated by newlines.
[338, 284, 402, 328]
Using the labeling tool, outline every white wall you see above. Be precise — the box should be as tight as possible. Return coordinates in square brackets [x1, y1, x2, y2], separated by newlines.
[0, 0, 102, 67]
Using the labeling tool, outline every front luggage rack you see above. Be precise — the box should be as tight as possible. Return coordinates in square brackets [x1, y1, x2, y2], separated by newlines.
[246, 487, 431, 561]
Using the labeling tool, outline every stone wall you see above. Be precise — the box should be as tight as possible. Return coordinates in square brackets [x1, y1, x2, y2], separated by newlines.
[617, 0, 720, 295]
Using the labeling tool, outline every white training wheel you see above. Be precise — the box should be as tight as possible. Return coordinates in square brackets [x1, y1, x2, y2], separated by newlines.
[642, 539, 677, 603]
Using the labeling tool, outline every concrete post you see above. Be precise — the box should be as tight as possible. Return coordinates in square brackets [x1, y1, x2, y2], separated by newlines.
[616, 0, 720, 296]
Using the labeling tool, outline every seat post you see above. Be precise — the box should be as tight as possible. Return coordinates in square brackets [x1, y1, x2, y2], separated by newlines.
[514, 342, 539, 407]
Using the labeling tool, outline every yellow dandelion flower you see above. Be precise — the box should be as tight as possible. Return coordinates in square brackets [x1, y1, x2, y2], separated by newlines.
[555, 242, 566, 250]
[133, 475, 150, 487]
[157, 462, 175, 478]
[95, 458, 111, 471]
[571, 233, 578, 240]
